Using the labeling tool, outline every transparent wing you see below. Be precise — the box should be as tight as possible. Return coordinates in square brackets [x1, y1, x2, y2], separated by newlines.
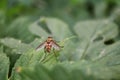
[51, 41, 61, 50]
[36, 42, 46, 51]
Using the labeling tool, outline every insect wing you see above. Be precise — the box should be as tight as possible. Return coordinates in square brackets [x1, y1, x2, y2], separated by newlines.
[51, 41, 61, 50]
[36, 42, 46, 51]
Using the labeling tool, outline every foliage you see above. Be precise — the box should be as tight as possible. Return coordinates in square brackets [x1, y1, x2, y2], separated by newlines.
[0, 0, 120, 80]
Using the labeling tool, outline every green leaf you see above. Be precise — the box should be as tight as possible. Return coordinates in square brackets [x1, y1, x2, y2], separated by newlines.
[50, 65, 70, 80]
[40, 17, 73, 40]
[6, 17, 35, 42]
[74, 19, 118, 40]
[29, 17, 73, 40]
[112, 7, 120, 29]
[15, 64, 94, 80]
[29, 20, 49, 38]
[10, 48, 59, 79]
[16, 64, 52, 80]
[96, 41, 120, 66]
[0, 37, 32, 54]
[74, 19, 119, 60]
[0, 53, 9, 80]
[13, 61, 120, 80]
[0, 10, 5, 37]
[94, 1, 107, 18]
[60, 60, 120, 80]
[0, 46, 4, 54]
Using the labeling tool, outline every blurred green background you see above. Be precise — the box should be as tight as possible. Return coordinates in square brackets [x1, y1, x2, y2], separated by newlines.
[0, 0, 120, 80]
[0, 0, 120, 41]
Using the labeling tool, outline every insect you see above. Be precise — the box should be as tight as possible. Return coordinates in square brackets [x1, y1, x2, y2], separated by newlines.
[36, 37, 61, 53]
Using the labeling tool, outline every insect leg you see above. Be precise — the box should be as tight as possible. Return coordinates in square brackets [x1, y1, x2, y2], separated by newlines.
[39, 48, 47, 62]
[53, 48, 58, 61]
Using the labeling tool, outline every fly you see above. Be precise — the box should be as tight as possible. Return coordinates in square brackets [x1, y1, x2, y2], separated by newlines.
[36, 37, 61, 53]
